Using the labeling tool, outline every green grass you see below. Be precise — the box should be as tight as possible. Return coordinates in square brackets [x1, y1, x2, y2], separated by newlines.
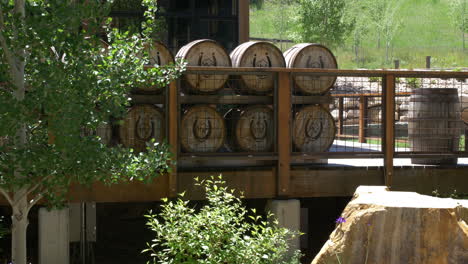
[250, 0, 467, 69]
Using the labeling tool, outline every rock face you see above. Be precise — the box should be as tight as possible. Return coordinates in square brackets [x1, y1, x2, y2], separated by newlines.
[311, 186, 468, 264]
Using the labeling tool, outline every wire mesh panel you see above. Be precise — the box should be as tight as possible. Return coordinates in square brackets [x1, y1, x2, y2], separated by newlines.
[292, 74, 384, 160]
[178, 70, 277, 167]
[394, 76, 468, 165]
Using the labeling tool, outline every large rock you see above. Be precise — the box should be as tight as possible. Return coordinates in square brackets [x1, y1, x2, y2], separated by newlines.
[311, 186, 468, 264]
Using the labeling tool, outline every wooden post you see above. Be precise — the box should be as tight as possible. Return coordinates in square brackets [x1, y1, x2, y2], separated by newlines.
[338, 97, 344, 136]
[465, 127, 468, 153]
[394, 60, 400, 69]
[426, 56, 431, 69]
[238, 0, 250, 44]
[358, 96, 368, 143]
[384, 74, 395, 189]
[168, 81, 178, 197]
[277, 72, 291, 197]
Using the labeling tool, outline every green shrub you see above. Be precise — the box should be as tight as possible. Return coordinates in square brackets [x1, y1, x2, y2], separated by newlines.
[143, 176, 301, 264]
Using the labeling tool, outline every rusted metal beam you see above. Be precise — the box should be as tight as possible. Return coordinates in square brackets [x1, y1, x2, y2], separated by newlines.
[277, 72, 291, 197]
[338, 97, 344, 135]
[384, 74, 395, 189]
[358, 96, 368, 143]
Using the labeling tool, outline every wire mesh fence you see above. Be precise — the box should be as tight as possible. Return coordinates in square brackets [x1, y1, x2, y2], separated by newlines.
[393, 76, 468, 164]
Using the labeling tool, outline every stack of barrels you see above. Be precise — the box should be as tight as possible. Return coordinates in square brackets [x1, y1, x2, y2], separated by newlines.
[118, 39, 338, 154]
[119, 41, 174, 152]
[285, 43, 337, 153]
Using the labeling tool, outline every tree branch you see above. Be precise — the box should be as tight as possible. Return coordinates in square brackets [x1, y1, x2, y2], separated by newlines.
[0, 187, 13, 205]
[0, 2, 16, 73]
[27, 192, 42, 213]
[12, 174, 53, 208]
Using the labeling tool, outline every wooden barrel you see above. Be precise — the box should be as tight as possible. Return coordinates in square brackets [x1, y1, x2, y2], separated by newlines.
[293, 105, 336, 152]
[181, 105, 226, 152]
[137, 41, 175, 93]
[146, 41, 174, 67]
[119, 104, 165, 152]
[284, 43, 337, 95]
[226, 105, 274, 152]
[462, 107, 468, 125]
[176, 39, 231, 94]
[81, 123, 113, 145]
[408, 88, 462, 165]
[230, 41, 285, 94]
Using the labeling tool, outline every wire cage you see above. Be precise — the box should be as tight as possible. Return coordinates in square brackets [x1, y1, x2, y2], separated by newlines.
[291, 72, 385, 165]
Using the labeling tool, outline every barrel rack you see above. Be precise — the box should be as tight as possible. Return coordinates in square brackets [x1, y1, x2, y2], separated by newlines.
[127, 66, 468, 198]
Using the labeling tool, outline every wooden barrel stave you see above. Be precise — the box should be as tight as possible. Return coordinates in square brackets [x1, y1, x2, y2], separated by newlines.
[81, 123, 113, 145]
[137, 41, 175, 94]
[230, 41, 285, 94]
[408, 88, 463, 165]
[226, 105, 274, 152]
[284, 43, 337, 95]
[181, 105, 226, 152]
[176, 39, 231, 94]
[293, 105, 336, 152]
[119, 104, 165, 152]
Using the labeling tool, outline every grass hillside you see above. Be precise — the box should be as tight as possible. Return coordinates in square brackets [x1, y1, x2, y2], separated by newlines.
[250, 0, 467, 69]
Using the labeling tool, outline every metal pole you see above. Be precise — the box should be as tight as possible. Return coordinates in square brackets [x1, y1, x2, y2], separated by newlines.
[426, 56, 431, 69]
[394, 60, 400, 69]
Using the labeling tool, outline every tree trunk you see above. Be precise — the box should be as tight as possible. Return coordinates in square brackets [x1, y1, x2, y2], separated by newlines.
[11, 189, 29, 264]
[377, 31, 381, 49]
[386, 41, 390, 63]
[463, 31, 465, 51]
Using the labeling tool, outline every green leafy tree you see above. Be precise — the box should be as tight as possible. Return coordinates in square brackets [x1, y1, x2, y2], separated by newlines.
[366, 0, 403, 62]
[294, 0, 353, 48]
[0, 1, 184, 263]
[250, 0, 265, 10]
[144, 176, 302, 264]
[450, 0, 467, 50]
[345, 0, 371, 66]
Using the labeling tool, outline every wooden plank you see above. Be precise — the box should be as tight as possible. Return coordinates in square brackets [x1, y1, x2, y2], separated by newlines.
[291, 168, 383, 197]
[384, 74, 395, 189]
[358, 96, 368, 143]
[164, 66, 468, 78]
[67, 176, 170, 203]
[238, 0, 249, 43]
[177, 170, 276, 200]
[130, 94, 165, 104]
[179, 95, 273, 104]
[168, 81, 178, 197]
[277, 72, 291, 196]
[292, 95, 333, 105]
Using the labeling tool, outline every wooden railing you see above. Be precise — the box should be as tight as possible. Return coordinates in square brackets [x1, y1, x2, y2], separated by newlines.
[150, 67, 468, 193]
